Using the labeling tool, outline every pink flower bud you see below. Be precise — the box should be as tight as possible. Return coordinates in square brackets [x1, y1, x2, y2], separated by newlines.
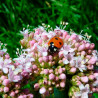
[3, 79, 10, 86]
[87, 65, 94, 70]
[10, 91, 15, 97]
[43, 56, 48, 62]
[87, 50, 92, 54]
[32, 65, 37, 70]
[49, 73, 55, 80]
[65, 35, 70, 41]
[70, 34, 77, 40]
[88, 57, 96, 65]
[28, 94, 34, 98]
[49, 61, 52, 66]
[86, 55, 91, 59]
[90, 43, 95, 49]
[44, 69, 49, 74]
[39, 87, 46, 94]
[38, 40, 42, 45]
[20, 39, 25, 45]
[29, 40, 35, 47]
[78, 44, 85, 51]
[72, 40, 76, 44]
[0, 76, 7, 80]
[77, 81, 81, 85]
[34, 83, 40, 90]
[63, 31, 68, 38]
[62, 68, 66, 72]
[56, 84, 59, 88]
[4, 87, 9, 93]
[55, 76, 59, 81]
[49, 55, 53, 61]
[89, 75, 94, 80]
[29, 33, 34, 39]
[15, 90, 19, 94]
[59, 60, 63, 63]
[49, 69, 53, 73]
[18, 95, 24, 98]
[60, 82, 65, 88]
[5, 54, 10, 59]
[70, 67, 76, 73]
[92, 88, 96, 92]
[85, 43, 90, 49]
[58, 68, 63, 74]
[81, 76, 88, 83]
[75, 43, 80, 48]
[59, 73, 66, 80]
[0, 88, 3, 92]
[81, 51, 86, 56]
[59, 51, 64, 58]
[94, 73, 98, 77]
[42, 34, 48, 40]
[38, 57, 43, 63]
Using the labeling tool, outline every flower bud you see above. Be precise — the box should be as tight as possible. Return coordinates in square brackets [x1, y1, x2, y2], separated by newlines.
[43, 69, 49, 74]
[34, 83, 40, 90]
[90, 43, 95, 49]
[89, 75, 94, 80]
[60, 82, 65, 88]
[85, 43, 90, 49]
[70, 67, 76, 73]
[38, 57, 43, 63]
[4, 87, 9, 93]
[10, 91, 15, 97]
[63, 31, 68, 38]
[88, 57, 96, 65]
[49, 73, 55, 80]
[3, 79, 10, 86]
[59, 73, 66, 80]
[39, 87, 46, 94]
[78, 44, 85, 51]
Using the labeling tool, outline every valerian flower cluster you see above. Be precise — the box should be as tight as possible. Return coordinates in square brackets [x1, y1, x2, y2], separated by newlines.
[0, 25, 98, 98]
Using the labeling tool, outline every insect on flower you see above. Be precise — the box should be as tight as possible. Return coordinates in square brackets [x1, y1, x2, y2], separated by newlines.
[48, 36, 64, 55]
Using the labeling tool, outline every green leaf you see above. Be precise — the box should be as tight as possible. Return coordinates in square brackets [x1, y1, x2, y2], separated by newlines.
[93, 93, 98, 98]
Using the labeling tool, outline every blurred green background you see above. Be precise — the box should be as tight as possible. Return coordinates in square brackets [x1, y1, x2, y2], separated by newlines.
[0, 0, 98, 58]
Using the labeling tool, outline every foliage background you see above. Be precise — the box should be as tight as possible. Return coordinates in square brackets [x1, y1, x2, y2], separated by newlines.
[0, 0, 98, 97]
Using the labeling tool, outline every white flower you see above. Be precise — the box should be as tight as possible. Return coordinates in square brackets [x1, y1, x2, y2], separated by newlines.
[75, 84, 90, 98]
[39, 87, 46, 94]
[74, 56, 87, 72]
[63, 59, 69, 64]
[42, 52, 48, 56]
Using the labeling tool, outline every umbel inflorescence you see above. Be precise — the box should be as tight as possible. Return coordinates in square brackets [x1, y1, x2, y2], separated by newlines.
[0, 25, 98, 98]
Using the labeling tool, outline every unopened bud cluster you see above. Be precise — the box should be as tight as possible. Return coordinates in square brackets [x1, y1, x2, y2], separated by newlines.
[0, 26, 98, 98]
